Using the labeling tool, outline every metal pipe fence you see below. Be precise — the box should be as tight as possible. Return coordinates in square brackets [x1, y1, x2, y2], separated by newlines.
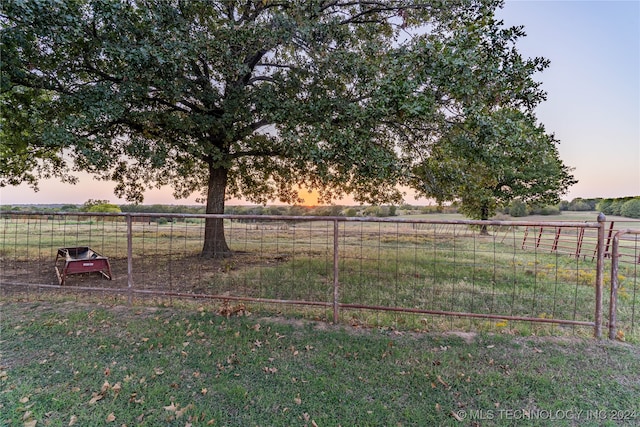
[608, 229, 640, 340]
[2, 211, 638, 339]
[522, 219, 640, 263]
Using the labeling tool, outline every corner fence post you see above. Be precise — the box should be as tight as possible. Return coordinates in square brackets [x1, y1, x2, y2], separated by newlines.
[595, 213, 606, 338]
[333, 219, 340, 324]
[127, 213, 133, 306]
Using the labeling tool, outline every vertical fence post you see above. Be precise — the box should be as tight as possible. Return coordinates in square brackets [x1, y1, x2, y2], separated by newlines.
[333, 219, 339, 324]
[608, 231, 621, 339]
[594, 213, 606, 338]
[127, 213, 133, 306]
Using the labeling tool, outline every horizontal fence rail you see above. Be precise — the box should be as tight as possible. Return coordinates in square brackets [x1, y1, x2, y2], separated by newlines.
[2, 211, 639, 339]
[522, 220, 640, 264]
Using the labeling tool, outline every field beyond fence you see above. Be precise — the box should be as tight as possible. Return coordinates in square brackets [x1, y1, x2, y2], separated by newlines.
[1, 212, 639, 341]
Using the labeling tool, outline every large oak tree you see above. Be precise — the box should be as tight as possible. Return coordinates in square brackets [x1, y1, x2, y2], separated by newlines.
[1, 0, 571, 256]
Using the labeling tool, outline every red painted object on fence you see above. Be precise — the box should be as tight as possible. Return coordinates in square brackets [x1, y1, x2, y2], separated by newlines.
[55, 247, 113, 286]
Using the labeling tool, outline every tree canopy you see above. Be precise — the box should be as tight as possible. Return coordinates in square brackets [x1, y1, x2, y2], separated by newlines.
[412, 108, 577, 222]
[1, 0, 574, 256]
[79, 199, 121, 213]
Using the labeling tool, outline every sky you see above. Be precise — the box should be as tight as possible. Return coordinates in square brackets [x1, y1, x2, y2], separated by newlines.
[1, 0, 639, 206]
[496, 0, 640, 200]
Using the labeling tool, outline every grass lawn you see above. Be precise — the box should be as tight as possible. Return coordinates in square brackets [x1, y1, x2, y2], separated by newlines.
[1, 301, 639, 426]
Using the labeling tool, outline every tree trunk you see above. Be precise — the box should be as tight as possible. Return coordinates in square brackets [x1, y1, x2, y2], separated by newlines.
[480, 203, 490, 235]
[201, 165, 231, 258]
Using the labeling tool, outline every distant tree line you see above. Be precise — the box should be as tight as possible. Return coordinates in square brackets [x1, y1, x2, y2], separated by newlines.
[501, 197, 640, 219]
[3, 196, 639, 219]
[0, 202, 397, 218]
[596, 197, 640, 219]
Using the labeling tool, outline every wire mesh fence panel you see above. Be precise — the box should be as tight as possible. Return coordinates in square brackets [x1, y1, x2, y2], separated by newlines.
[0, 213, 128, 303]
[4, 212, 638, 339]
[122, 216, 336, 315]
[334, 220, 603, 334]
[607, 229, 640, 340]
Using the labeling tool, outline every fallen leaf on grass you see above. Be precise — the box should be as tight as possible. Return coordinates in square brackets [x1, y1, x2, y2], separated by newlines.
[106, 413, 115, 422]
[129, 392, 144, 404]
[451, 411, 463, 421]
[23, 411, 33, 421]
[112, 382, 122, 397]
[88, 393, 104, 404]
[24, 420, 37, 427]
[20, 396, 30, 404]
[176, 403, 194, 418]
[164, 402, 178, 412]
[437, 376, 449, 388]
[69, 415, 78, 426]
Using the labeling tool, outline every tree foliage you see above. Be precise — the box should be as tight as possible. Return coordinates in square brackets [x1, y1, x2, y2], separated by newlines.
[0, 89, 77, 189]
[1, 0, 574, 254]
[411, 108, 576, 221]
[599, 197, 640, 218]
[620, 198, 640, 219]
[81, 199, 121, 213]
